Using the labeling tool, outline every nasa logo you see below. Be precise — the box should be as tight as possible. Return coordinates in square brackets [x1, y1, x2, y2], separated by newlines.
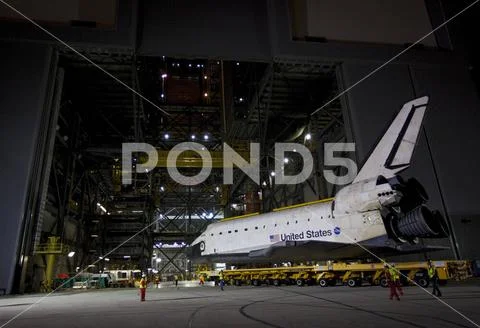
[334, 227, 341, 235]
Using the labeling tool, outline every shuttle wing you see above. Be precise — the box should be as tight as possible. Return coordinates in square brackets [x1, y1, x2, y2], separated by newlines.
[353, 96, 429, 183]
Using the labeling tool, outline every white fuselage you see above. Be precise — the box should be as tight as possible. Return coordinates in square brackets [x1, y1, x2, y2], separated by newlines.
[192, 201, 387, 256]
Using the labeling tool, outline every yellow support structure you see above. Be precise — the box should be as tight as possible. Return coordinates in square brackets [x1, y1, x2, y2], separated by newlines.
[34, 236, 68, 292]
[139, 149, 252, 168]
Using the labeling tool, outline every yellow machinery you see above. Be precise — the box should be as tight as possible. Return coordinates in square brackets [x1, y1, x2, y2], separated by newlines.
[34, 236, 69, 291]
[201, 260, 471, 288]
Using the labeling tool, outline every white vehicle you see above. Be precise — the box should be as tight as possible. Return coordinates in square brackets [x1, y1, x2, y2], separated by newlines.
[190, 97, 449, 262]
[104, 270, 141, 287]
[89, 273, 113, 288]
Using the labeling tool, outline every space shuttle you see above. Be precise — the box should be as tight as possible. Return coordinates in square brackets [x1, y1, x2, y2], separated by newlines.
[190, 96, 450, 263]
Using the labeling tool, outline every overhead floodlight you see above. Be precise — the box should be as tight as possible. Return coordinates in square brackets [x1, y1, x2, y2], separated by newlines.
[156, 258, 162, 263]
[204, 93, 208, 97]
[191, 134, 196, 140]
[105, 258, 110, 262]
[305, 133, 312, 140]
[68, 251, 75, 257]
[164, 133, 169, 140]
[284, 158, 289, 164]
[204, 134, 209, 140]
[123, 255, 131, 259]
[161, 73, 167, 79]
[91, 234, 99, 238]
[270, 171, 276, 177]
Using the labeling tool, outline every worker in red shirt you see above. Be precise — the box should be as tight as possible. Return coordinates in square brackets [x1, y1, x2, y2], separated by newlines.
[139, 274, 147, 302]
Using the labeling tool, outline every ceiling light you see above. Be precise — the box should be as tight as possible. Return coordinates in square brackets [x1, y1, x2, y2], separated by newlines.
[160, 186, 165, 192]
[91, 234, 99, 238]
[305, 133, 312, 140]
[204, 75, 208, 79]
[284, 158, 289, 164]
[161, 74, 167, 79]
[239, 97, 243, 102]
[204, 134, 209, 140]
[191, 135, 196, 140]
[123, 255, 131, 259]
[270, 171, 276, 176]
[68, 251, 75, 257]
[204, 93, 208, 97]
[164, 133, 169, 139]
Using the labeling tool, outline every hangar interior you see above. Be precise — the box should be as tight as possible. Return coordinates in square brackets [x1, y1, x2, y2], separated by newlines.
[37, 52, 344, 284]
[1, 0, 480, 295]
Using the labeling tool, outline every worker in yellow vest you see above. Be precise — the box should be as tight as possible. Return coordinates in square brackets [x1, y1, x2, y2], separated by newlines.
[384, 263, 400, 300]
[390, 264, 403, 296]
[428, 260, 442, 297]
[139, 274, 147, 302]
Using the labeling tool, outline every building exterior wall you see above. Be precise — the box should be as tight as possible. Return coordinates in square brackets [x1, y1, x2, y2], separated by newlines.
[0, 42, 54, 293]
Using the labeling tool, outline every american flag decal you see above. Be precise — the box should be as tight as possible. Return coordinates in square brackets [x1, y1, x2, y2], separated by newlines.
[269, 234, 280, 242]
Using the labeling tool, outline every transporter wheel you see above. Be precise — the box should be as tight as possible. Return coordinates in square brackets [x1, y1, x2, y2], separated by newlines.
[199, 241, 205, 251]
[347, 278, 357, 287]
[416, 277, 429, 288]
[235, 280, 241, 286]
[296, 279, 304, 287]
[253, 279, 260, 286]
[380, 278, 388, 288]
[319, 279, 329, 287]
[273, 279, 280, 286]
[246, 279, 252, 286]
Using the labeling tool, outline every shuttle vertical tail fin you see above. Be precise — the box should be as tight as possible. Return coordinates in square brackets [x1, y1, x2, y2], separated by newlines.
[353, 96, 429, 183]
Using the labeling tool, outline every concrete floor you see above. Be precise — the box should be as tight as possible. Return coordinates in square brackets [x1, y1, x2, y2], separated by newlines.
[1, 283, 479, 328]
